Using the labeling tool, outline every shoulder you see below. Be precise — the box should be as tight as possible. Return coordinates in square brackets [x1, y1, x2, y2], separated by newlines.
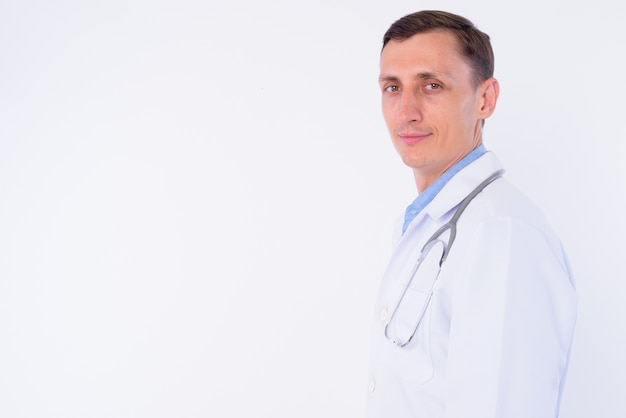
[458, 177, 571, 274]
[473, 177, 554, 235]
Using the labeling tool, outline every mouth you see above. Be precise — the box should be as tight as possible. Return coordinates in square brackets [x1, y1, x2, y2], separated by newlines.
[398, 132, 430, 145]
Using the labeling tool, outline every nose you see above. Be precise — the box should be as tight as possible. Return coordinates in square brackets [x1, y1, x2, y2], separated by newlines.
[398, 91, 422, 122]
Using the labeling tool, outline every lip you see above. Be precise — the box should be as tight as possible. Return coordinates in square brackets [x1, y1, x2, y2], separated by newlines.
[398, 132, 431, 145]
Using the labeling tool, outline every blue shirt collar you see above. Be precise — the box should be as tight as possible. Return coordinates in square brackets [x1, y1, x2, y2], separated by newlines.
[402, 145, 487, 235]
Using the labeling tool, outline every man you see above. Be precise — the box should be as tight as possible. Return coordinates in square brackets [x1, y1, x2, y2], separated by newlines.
[366, 10, 577, 418]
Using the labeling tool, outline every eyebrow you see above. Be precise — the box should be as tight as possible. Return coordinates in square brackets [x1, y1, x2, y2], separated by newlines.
[378, 71, 449, 83]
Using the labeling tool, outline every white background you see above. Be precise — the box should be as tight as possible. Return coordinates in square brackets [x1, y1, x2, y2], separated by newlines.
[1, 0, 624, 417]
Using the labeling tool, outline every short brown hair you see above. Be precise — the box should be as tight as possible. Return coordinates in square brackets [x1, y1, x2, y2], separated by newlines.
[382, 10, 494, 87]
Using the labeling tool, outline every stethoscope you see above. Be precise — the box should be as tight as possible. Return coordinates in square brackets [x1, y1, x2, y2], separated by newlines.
[383, 169, 505, 347]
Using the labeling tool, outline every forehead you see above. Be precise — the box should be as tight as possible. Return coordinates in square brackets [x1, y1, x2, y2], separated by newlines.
[380, 30, 471, 79]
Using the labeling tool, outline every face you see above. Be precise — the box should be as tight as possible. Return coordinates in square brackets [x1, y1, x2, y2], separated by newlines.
[379, 30, 498, 191]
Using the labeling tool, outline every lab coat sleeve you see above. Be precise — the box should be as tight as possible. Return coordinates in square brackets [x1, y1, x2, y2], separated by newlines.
[445, 218, 577, 418]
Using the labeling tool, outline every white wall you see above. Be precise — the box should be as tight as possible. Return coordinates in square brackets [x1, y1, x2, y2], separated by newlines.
[0, 1, 623, 416]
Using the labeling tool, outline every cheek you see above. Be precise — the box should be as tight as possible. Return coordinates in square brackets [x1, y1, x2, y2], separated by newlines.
[443, 97, 477, 131]
[381, 103, 397, 129]
[458, 94, 480, 120]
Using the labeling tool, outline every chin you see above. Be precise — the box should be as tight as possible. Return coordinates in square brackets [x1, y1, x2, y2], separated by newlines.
[400, 156, 425, 170]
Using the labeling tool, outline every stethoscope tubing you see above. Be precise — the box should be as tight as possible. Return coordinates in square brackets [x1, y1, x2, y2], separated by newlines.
[427, 169, 505, 264]
[383, 169, 505, 347]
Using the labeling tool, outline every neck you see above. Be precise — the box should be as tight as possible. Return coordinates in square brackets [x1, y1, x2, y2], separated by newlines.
[413, 131, 484, 193]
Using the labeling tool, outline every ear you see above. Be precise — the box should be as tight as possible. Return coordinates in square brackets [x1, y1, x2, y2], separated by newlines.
[477, 77, 499, 119]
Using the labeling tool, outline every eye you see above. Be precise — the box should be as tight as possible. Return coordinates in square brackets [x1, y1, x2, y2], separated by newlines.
[384, 85, 400, 93]
[425, 83, 442, 90]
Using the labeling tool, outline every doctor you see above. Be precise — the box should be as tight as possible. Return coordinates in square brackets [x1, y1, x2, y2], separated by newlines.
[366, 10, 577, 418]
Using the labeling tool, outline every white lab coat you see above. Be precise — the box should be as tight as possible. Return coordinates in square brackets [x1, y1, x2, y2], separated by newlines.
[366, 151, 577, 418]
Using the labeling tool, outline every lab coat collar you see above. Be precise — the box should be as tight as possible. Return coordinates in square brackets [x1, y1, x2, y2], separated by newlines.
[425, 151, 505, 221]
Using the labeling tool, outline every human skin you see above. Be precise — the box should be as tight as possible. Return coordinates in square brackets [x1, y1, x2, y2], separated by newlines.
[378, 30, 500, 193]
